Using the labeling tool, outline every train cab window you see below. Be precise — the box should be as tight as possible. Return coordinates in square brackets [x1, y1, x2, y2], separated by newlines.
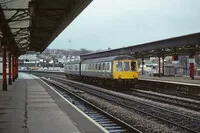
[116, 62, 122, 72]
[131, 61, 136, 71]
[124, 61, 130, 71]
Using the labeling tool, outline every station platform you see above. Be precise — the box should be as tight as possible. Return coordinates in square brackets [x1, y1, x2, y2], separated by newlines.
[139, 75, 200, 86]
[0, 73, 106, 133]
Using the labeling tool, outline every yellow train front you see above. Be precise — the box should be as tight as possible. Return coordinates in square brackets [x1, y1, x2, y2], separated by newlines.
[65, 55, 139, 88]
[113, 58, 138, 80]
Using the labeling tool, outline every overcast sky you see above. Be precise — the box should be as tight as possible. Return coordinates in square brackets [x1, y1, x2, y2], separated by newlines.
[48, 0, 200, 51]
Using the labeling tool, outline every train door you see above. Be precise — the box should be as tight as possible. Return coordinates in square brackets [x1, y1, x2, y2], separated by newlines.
[131, 60, 138, 72]
[113, 60, 123, 79]
[131, 60, 139, 78]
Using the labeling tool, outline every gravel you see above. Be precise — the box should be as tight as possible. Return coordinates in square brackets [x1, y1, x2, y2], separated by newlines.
[49, 77, 199, 133]
[69, 88, 182, 133]
[136, 89, 200, 104]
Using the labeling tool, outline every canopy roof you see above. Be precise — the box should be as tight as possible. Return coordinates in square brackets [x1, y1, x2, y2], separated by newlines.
[0, 0, 92, 56]
[81, 32, 200, 60]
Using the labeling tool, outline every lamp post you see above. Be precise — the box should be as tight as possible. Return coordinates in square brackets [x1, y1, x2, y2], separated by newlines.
[68, 39, 72, 62]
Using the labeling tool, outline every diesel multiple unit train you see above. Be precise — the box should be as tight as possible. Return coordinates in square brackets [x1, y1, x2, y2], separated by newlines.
[64, 55, 139, 87]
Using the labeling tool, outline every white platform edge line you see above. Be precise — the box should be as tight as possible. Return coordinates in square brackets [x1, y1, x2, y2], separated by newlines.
[139, 78, 200, 87]
[29, 74, 109, 133]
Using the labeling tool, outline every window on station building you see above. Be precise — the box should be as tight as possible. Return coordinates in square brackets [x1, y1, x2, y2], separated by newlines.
[124, 61, 130, 71]
[116, 62, 122, 72]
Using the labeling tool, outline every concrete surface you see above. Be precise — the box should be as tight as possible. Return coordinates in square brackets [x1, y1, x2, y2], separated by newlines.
[0, 73, 86, 133]
[139, 75, 200, 85]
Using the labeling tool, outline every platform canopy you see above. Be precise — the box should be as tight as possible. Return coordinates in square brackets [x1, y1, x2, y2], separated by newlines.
[81, 32, 200, 60]
[0, 0, 92, 56]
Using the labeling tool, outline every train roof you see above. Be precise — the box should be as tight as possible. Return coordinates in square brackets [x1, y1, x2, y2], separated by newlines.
[82, 55, 134, 63]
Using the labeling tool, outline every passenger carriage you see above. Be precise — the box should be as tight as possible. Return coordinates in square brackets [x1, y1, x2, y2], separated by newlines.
[64, 55, 139, 88]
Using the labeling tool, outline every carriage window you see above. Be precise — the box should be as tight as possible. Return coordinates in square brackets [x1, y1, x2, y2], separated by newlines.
[105, 63, 107, 70]
[99, 63, 101, 70]
[77, 65, 79, 71]
[116, 62, 122, 72]
[124, 62, 130, 71]
[103, 63, 105, 70]
[83, 64, 86, 71]
[131, 61, 136, 71]
[74, 65, 76, 71]
[107, 63, 109, 70]
[95, 63, 97, 70]
[81, 64, 83, 71]
[73, 65, 75, 71]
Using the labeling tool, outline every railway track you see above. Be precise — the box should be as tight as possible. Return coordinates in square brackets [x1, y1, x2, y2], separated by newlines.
[38, 73, 200, 111]
[35, 72, 200, 100]
[41, 77, 142, 133]
[40, 75, 200, 133]
[123, 89, 200, 111]
[134, 84, 200, 101]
